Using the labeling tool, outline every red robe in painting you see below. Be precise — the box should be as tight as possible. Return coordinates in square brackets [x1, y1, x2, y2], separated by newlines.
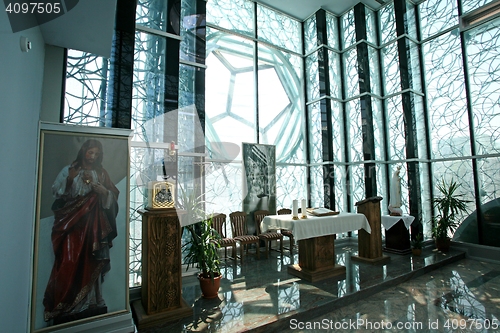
[43, 167, 119, 322]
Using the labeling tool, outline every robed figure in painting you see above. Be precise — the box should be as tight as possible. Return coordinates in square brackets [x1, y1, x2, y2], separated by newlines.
[43, 139, 119, 324]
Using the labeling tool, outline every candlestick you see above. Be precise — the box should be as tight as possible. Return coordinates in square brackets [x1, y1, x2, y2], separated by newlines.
[292, 199, 298, 220]
[301, 199, 307, 218]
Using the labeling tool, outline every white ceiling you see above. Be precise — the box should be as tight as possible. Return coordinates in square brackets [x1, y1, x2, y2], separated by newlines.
[253, 0, 386, 20]
[39, 0, 116, 58]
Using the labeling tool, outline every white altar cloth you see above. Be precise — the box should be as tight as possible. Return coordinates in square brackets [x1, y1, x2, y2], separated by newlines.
[381, 215, 415, 230]
[261, 212, 371, 241]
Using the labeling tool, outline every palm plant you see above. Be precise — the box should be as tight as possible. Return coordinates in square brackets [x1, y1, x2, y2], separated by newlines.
[431, 179, 470, 242]
[183, 217, 221, 281]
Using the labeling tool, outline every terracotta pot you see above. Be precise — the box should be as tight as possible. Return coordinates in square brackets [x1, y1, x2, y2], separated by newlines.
[435, 238, 451, 252]
[198, 273, 221, 299]
[412, 248, 422, 256]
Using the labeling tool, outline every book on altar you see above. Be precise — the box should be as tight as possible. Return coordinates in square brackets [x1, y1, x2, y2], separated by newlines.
[306, 207, 339, 217]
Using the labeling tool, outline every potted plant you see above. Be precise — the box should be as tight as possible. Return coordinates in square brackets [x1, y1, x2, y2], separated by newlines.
[411, 234, 423, 256]
[431, 179, 470, 252]
[183, 217, 222, 299]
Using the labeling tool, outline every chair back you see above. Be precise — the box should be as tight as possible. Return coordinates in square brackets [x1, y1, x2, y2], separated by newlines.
[229, 211, 248, 237]
[277, 208, 291, 215]
[211, 213, 227, 238]
[254, 210, 270, 234]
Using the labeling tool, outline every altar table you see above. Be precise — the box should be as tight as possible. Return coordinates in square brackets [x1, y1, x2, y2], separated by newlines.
[261, 213, 371, 282]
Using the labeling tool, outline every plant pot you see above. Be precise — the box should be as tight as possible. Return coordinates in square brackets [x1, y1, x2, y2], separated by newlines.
[198, 273, 221, 299]
[435, 238, 451, 252]
[412, 248, 422, 256]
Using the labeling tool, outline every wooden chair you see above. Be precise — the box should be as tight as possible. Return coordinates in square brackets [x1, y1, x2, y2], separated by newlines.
[211, 213, 237, 261]
[254, 210, 283, 258]
[230, 211, 260, 263]
[277, 208, 295, 254]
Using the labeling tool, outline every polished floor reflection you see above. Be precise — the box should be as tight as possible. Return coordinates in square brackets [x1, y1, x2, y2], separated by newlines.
[136, 242, 500, 332]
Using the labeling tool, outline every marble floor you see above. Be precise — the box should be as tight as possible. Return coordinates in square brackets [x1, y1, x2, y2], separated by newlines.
[135, 241, 500, 332]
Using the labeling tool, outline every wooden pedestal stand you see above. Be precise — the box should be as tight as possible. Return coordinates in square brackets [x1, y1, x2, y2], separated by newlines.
[384, 218, 411, 254]
[352, 197, 391, 265]
[287, 234, 346, 282]
[132, 209, 192, 330]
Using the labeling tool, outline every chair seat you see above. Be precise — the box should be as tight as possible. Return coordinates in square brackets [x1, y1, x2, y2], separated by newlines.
[258, 232, 283, 241]
[219, 238, 237, 246]
[281, 229, 293, 237]
[234, 235, 259, 242]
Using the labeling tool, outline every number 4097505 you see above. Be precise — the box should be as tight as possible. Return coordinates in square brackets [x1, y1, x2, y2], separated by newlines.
[5, 2, 61, 14]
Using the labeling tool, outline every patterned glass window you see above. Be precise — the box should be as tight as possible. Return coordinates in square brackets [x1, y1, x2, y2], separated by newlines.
[136, 0, 168, 31]
[257, 5, 302, 54]
[462, 0, 495, 14]
[306, 51, 320, 101]
[386, 94, 406, 160]
[307, 102, 324, 164]
[343, 47, 359, 98]
[132, 31, 167, 143]
[328, 50, 342, 99]
[379, 3, 396, 45]
[423, 30, 470, 159]
[326, 12, 339, 50]
[304, 15, 317, 55]
[341, 9, 356, 50]
[331, 100, 345, 163]
[465, 17, 500, 155]
[381, 41, 401, 95]
[346, 99, 363, 162]
[258, 44, 305, 163]
[206, 0, 254, 37]
[419, 0, 458, 40]
[205, 27, 256, 156]
[64, 50, 110, 126]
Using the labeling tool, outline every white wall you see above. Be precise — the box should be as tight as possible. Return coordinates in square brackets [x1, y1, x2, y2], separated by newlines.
[0, 9, 46, 332]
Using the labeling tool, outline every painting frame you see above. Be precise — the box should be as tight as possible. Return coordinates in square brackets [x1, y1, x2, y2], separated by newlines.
[30, 122, 132, 333]
[242, 143, 276, 234]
